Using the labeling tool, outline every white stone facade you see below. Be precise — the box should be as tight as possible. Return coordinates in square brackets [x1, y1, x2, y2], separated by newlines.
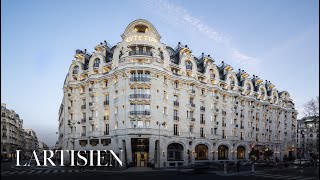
[297, 116, 319, 159]
[58, 19, 298, 167]
[1, 103, 25, 159]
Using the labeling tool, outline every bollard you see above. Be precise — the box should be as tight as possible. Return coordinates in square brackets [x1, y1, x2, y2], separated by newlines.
[251, 163, 255, 172]
[224, 162, 227, 174]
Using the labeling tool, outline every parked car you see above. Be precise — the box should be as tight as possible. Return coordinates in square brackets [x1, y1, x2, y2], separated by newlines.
[293, 159, 312, 167]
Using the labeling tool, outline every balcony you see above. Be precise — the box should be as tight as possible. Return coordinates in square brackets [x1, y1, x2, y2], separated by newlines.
[129, 51, 152, 56]
[190, 118, 195, 122]
[81, 105, 86, 109]
[104, 131, 109, 135]
[222, 123, 226, 127]
[174, 101, 179, 106]
[200, 106, 205, 111]
[129, 77, 151, 82]
[190, 89, 195, 93]
[200, 120, 205, 124]
[81, 119, 86, 123]
[174, 116, 179, 121]
[130, 111, 151, 115]
[129, 94, 151, 99]
[104, 101, 109, 106]
[240, 125, 244, 129]
[89, 117, 93, 120]
[104, 115, 110, 120]
[189, 103, 196, 108]
[81, 133, 86, 137]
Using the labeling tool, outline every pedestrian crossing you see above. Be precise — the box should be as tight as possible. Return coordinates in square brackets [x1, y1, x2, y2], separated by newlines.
[240, 172, 318, 180]
[1, 169, 82, 176]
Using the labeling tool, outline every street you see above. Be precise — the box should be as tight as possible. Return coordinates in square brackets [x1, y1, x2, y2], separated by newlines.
[1, 160, 319, 180]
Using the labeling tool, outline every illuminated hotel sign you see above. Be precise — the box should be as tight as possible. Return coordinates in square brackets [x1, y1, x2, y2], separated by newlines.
[125, 35, 158, 43]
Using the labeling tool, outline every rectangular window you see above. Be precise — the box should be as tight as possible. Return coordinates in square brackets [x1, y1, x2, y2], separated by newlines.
[200, 127, 204, 137]
[222, 130, 225, 139]
[105, 124, 109, 135]
[214, 128, 217, 135]
[115, 107, 118, 115]
[174, 124, 179, 136]
[164, 107, 167, 115]
[189, 125, 193, 133]
[174, 109, 178, 116]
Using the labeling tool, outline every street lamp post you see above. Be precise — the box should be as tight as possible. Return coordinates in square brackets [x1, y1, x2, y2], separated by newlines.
[156, 121, 165, 169]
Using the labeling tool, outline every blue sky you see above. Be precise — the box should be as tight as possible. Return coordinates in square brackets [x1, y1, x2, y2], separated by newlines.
[1, 0, 319, 146]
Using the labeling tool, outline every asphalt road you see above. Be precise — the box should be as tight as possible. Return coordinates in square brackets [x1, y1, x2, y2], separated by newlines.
[1, 160, 319, 180]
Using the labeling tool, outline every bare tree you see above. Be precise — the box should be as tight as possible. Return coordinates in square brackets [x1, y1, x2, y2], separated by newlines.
[303, 96, 319, 117]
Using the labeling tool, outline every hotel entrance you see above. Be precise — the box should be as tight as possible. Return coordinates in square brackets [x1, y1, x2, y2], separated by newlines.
[131, 138, 149, 167]
[133, 152, 148, 167]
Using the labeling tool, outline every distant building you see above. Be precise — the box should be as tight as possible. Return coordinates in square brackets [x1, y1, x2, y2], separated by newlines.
[38, 141, 49, 151]
[24, 129, 39, 157]
[1, 103, 25, 159]
[297, 116, 319, 159]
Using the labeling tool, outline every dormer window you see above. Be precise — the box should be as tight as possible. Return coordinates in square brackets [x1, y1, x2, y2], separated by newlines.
[93, 58, 100, 68]
[186, 61, 192, 70]
[134, 24, 148, 33]
[73, 66, 79, 74]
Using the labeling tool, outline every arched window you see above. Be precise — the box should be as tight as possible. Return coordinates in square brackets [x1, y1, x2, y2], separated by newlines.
[167, 143, 184, 161]
[73, 66, 79, 74]
[93, 58, 100, 68]
[210, 69, 215, 79]
[218, 145, 229, 160]
[246, 83, 251, 91]
[230, 77, 235, 90]
[195, 144, 208, 160]
[237, 146, 246, 159]
[134, 24, 148, 33]
[186, 61, 192, 70]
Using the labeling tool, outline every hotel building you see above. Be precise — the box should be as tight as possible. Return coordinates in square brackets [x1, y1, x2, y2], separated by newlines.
[58, 19, 298, 167]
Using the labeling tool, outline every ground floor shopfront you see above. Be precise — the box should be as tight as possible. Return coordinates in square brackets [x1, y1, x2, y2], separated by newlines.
[67, 134, 294, 168]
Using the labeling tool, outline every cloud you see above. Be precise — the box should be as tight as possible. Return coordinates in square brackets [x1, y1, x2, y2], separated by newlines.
[232, 50, 262, 72]
[145, 0, 261, 71]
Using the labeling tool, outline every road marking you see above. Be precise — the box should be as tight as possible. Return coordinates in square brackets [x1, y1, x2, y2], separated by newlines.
[257, 174, 286, 178]
[53, 170, 58, 173]
[8, 171, 19, 175]
[1, 171, 10, 175]
[301, 177, 318, 180]
[44, 169, 51, 174]
[17, 171, 27, 174]
[285, 176, 305, 179]
[27, 170, 36, 174]
[35, 170, 43, 174]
